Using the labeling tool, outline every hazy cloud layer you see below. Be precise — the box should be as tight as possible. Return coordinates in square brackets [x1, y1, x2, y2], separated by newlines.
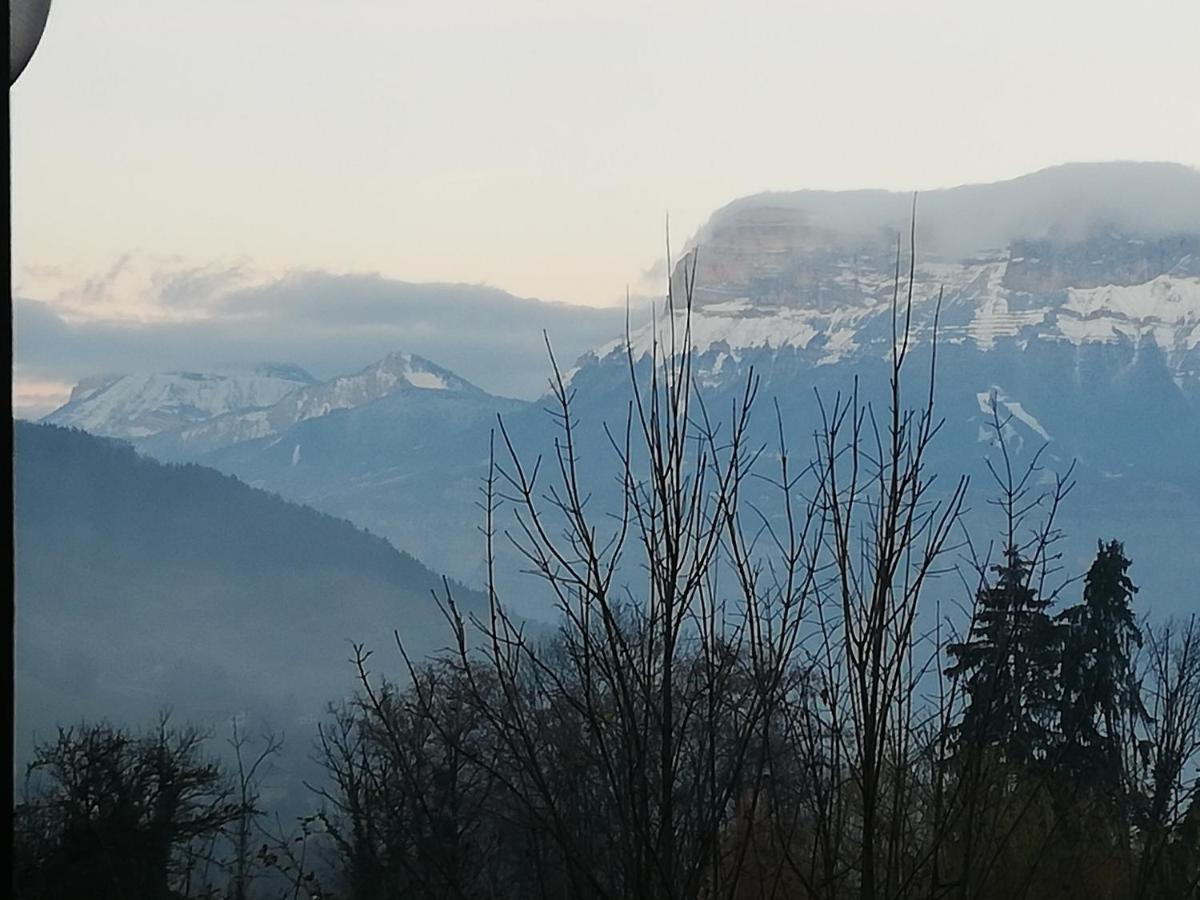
[694, 162, 1200, 258]
[15, 270, 642, 409]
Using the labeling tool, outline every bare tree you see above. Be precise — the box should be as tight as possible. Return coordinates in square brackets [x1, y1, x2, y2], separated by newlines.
[311, 647, 509, 900]
[306, 214, 1197, 900]
[227, 719, 283, 900]
[780, 213, 968, 900]
[390, 210, 985, 900]
[1134, 615, 1200, 899]
[370, 235, 831, 900]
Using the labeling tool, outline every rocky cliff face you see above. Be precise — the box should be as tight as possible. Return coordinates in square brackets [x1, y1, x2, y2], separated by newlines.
[656, 163, 1200, 396]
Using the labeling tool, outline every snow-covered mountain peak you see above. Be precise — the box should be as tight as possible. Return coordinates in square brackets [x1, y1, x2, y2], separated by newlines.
[361, 351, 476, 393]
[46, 350, 491, 449]
[43, 366, 316, 440]
[294, 351, 481, 414]
[140, 351, 491, 456]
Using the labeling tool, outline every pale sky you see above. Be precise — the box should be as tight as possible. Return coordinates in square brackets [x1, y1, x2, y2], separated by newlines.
[12, 0, 1200, 312]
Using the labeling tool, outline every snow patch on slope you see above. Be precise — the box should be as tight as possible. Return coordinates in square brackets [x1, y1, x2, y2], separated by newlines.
[596, 304, 884, 363]
[976, 388, 1052, 442]
[1058, 276, 1200, 350]
[594, 267, 1200, 380]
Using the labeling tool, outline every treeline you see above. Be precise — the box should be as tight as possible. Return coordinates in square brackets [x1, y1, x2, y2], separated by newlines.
[302, 552, 1199, 900]
[13, 579, 1199, 899]
[13, 265, 1200, 899]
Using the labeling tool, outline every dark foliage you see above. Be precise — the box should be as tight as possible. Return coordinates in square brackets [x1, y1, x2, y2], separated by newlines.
[12, 719, 244, 900]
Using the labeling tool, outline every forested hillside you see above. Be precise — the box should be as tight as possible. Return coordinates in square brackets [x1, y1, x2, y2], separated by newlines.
[13, 422, 477, 769]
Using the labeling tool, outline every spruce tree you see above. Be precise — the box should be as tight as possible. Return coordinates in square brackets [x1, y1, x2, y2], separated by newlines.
[947, 545, 1063, 768]
[1057, 540, 1146, 797]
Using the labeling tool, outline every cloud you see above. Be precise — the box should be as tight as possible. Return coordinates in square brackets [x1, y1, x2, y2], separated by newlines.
[692, 161, 1200, 260]
[152, 260, 257, 310]
[75, 254, 135, 308]
[14, 268, 644, 403]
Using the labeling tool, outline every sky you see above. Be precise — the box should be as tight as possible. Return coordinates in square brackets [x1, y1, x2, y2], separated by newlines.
[11, 0, 1200, 413]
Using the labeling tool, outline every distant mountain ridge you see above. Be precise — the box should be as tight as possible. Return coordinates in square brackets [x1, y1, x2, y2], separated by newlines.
[688, 162, 1200, 261]
[15, 275, 635, 408]
[43, 349, 506, 454]
[40, 350, 529, 585]
[43, 364, 317, 439]
[143, 351, 493, 457]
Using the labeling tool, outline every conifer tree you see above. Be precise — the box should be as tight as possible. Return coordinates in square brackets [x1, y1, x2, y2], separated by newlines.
[1057, 540, 1146, 797]
[948, 545, 1063, 768]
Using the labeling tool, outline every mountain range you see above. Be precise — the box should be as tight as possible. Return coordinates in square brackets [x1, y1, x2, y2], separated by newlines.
[36, 162, 1200, 617]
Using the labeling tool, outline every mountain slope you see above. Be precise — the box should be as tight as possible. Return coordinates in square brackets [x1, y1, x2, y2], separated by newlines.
[14, 422, 480, 765]
[58, 352, 530, 584]
[41, 350, 532, 588]
[190, 373, 528, 584]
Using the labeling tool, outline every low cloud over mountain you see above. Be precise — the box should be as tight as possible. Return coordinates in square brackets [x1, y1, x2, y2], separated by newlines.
[14, 269, 636, 411]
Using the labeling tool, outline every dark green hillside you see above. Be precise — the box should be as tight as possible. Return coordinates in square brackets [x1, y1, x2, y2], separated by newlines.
[13, 422, 479, 768]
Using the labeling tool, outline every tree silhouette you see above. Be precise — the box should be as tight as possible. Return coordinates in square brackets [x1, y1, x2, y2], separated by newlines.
[947, 545, 1063, 768]
[1057, 540, 1147, 802]
[12, 718, 244, 900]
